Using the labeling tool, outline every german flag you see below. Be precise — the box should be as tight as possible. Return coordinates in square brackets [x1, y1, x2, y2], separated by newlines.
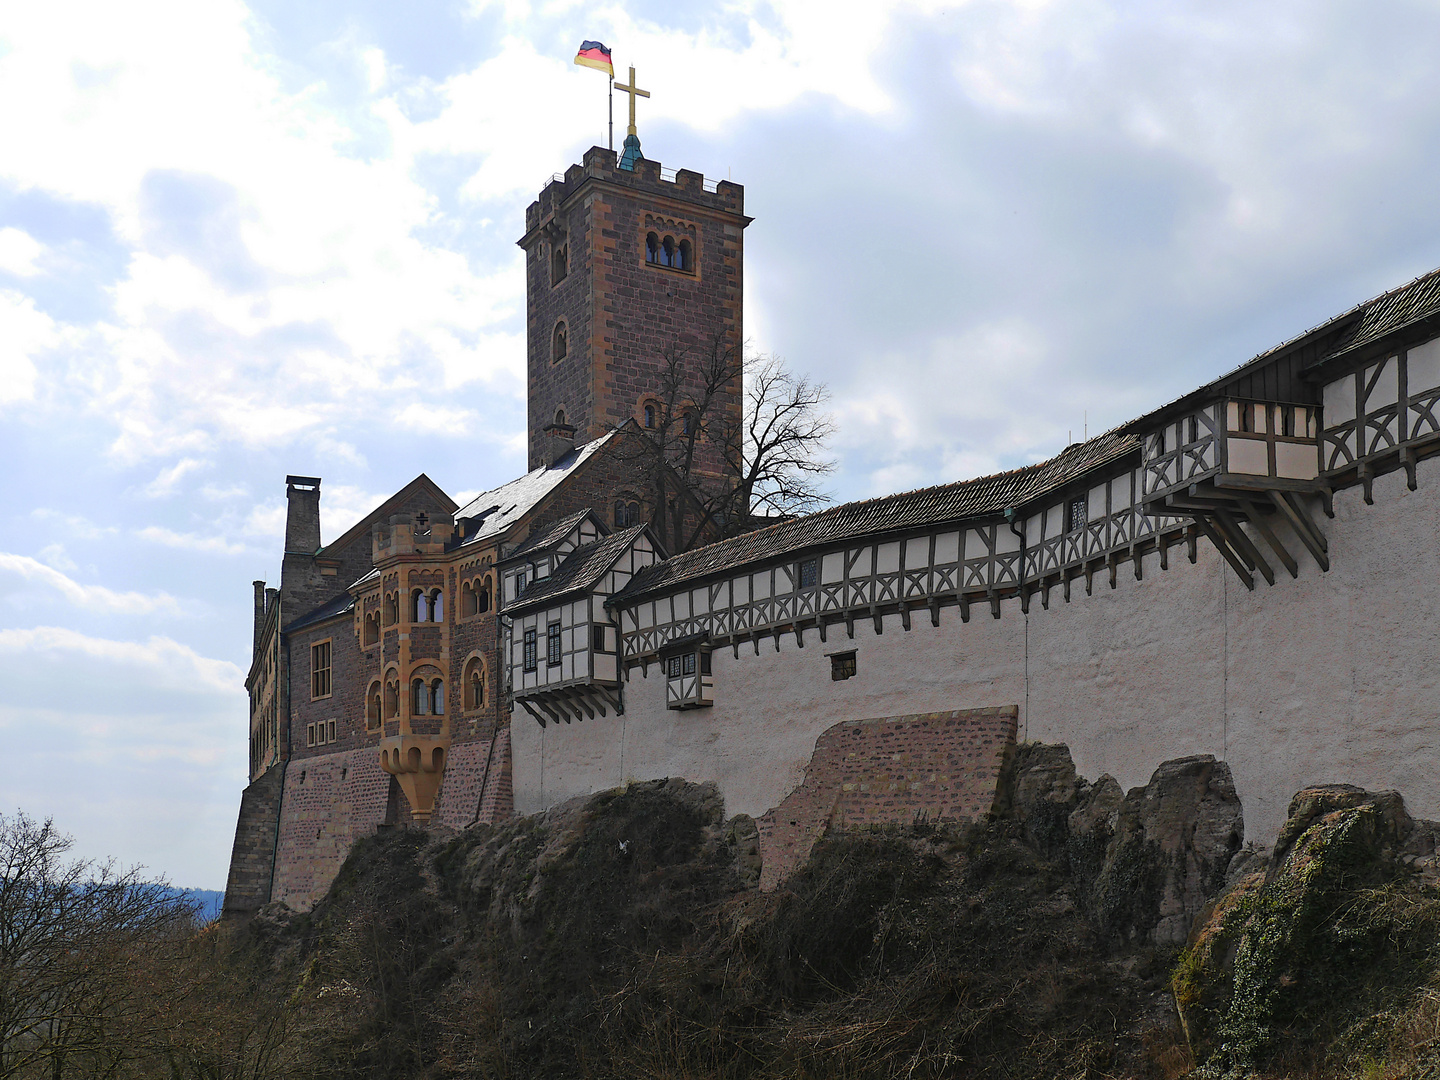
[574, 40, 613, 77]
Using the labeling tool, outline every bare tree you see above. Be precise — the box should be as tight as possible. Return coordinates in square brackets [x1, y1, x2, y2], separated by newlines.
[0, 811, 196, 1078]
[607, 334, 835, 552]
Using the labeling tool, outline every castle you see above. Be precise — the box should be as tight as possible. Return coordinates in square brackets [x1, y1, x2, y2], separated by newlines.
[223, 138, 1440, 917]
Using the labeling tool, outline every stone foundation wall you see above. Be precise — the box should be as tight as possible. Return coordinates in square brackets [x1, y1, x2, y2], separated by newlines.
[756, 707, 1017, 890]
[221, 765, 286, 918]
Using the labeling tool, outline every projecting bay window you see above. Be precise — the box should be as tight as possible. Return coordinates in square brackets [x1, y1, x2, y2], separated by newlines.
[664, 646, 713, 710]
[1224, 400, 1319, 481]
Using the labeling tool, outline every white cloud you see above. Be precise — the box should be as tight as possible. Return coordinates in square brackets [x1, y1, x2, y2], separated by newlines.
[0, 289, 58, 404]
[143, 456, 208, 497]
[0, 625, 243, 695]
[36, 543, 78, 574]
[0, 227, 44, 276]
[135, 525, 251, 556]
[0, 552, 181, 615]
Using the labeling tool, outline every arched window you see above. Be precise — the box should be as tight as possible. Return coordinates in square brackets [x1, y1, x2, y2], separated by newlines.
[682, 411, 696, 436]
[555, 409, 566, 427]
[364, 612, 379, 645]
[429, 588, 443, 622]
[643, 403, 656, 428]
[384, 678, 398, 719]
[367, 682, 382, 730]
[552, 321, 568, 363]
[661, 236, 675, 267]
[383, 593, 397, 626]
[477, 577, 491, 614]
[614, 495, 640, 528]
[646, 232, 660, 264]
[412, 679, 428, 715]
[551, 242, 568, 285]
[464, 657, 486, 709]
[462, 581, 476, 617]
[412, 589, 426, 623]
[677, 238, 692, 271]
[430, 679, 445, 715]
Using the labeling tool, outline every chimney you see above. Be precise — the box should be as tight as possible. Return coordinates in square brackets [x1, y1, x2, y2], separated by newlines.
[542, 420, 577, 467]
[285, 475, 322, 555]
[252, 580, 267, 653]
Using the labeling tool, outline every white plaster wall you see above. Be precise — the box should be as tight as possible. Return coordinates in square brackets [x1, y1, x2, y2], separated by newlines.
[512, 459, 1440, 846]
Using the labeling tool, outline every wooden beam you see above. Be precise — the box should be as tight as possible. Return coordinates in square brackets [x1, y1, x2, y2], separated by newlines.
[1131, 546, 1143, 582]
[1238, 499, 1298, 579]
[1213, 507, 1274, 585]
[958, 593, 971, 623]
[1041, 580, 1051, 610]
[1187, 526, 1198, 564]
[1401, 445, 1419, 490]
[519, 699, 546, 728]
[1107, 554, 1118, 590]
[1018, 583, 1030, 614]
[571, 690, 596, 721]
[900, 604, 912, 631]
[929, 598, 940, 626]
[1159, 532, 1169, 571]
[1084, 563, 1094, 595]
[1359, 461, 1374, 504]
[818, 619, 828, 642]
[845, 611, 855, 638]
[871, 605, 884, 635]
[988, 590, 1001, 620]
[1062, 570, 1071, 603]
[1194, 517, 1254, 590]
[794, 623, 805, 647]
[1269, 490, 1330, 572]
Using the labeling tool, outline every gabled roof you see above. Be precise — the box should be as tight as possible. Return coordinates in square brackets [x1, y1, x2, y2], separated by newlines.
[505, 508, 605, 561]
[455, 432, 616, 547]
[507, 525, 651, 614]
[320, 473, 457, 558]
[614, 430, 1136, 602]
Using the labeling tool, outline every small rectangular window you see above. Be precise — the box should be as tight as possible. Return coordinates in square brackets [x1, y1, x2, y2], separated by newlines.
[830, 651, 857, 681]
[1065, 495, 1087, 534]
[306, 722, 316, 747]
[667, 655, 682, 678]
[547, 622, 562, 666]
[311, 641, 331, 699]
[700, 651, 712, 675]
[514, 572, 526, 599]
[523, 629, 537, 672]
[327, 719, 336, 743]
[798, 558, 818, 588]
[682, 652, 696, 676]
[593, 624, 606, 653]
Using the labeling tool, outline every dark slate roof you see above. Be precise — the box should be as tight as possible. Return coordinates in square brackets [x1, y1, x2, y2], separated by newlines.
[505, 508, 601, 561]
[615, 430, 1136, 602]
[454, 432, 615, 546]
[1328, 263, 1440, 357]
[283, 590, 355, 634]
[507, 525, 650, 614]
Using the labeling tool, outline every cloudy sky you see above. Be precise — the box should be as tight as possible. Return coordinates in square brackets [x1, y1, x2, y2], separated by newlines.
[4, 0, 1440, 889]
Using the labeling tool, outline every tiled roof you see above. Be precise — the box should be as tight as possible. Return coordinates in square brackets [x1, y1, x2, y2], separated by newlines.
[454, 432, 616, 546]
[507, 525, 650, 614]
[1329, 264, 1440, 357]
[505, 508, 600, 560]
[615, 430, 1136, 602]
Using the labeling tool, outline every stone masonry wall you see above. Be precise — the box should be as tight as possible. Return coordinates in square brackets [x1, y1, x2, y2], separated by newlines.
[220, 764, 285, 918]
[755, 707, 1017, 890]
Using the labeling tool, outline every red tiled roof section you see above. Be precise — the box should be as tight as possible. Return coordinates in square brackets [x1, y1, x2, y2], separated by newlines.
[616, 429, 1137, 601]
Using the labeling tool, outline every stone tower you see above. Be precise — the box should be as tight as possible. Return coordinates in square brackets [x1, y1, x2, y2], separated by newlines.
[517, 146, 751, 482]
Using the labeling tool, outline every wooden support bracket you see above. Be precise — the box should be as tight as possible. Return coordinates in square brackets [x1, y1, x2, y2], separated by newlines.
[958, 593, 971, 623]
[1238, 499, 1298, 579]
[1041, 580, 1051, 610]
[1062, 570, 1072, 603]
[988, 590, 1001, 620]
[1018, 583, 1030, 615]
[519, 699, 546, 727]
[773, 627, 783, 652]
[845, 612, 855, 638]
[1131, 546, 1142, 581]
[1360, 462, 1374, 505]
[818, 619, 828, 642]
[794, 623, 805, 647]
[1214, 507, 1275, 585]
[929, 598, 940, 627]
[1187, 526, 1198, 564]
[1159, 533, 1169, 571]
[1195, 516, 1255, 590]
[1085, 563, 1094, 595]
[1401, 445, 1419, 490]
[900, 604, 911, 631]
[1107, 554, 1118, 590]
[1268, 490, 1330, 572]
[871, 605, 884, 635]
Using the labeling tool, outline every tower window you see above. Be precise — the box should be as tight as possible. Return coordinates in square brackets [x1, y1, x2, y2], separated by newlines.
[661, 236, 675, 267]
[547, 622, 562, 666]
[551, 242, 568, 286]
[555, 409, 567, 427]
[552, 321, 568, 363]
[431, 679, 445, 716]
[643, 403, 656, 428]
[646, 232, 660, 264]
[677, 239, 692, 271]
[412, 679, 428, 715]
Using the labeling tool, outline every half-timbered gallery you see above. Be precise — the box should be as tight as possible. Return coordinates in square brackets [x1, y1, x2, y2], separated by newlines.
[224, 135, 1440, 918]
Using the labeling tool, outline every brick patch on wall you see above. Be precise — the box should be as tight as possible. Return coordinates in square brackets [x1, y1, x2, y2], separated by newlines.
[756, 706, 1018, 891]
[271, 748, 392, 910]
[431, 725, 512, 829]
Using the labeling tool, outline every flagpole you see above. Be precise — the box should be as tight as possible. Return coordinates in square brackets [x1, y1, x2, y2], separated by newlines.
[608, 74, 614, 150]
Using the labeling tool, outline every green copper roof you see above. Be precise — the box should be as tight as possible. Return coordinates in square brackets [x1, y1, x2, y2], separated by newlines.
[618, 133, 643, 171]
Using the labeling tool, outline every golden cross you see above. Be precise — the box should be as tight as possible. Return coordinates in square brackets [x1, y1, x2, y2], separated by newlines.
[612, 65, 650, 137]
